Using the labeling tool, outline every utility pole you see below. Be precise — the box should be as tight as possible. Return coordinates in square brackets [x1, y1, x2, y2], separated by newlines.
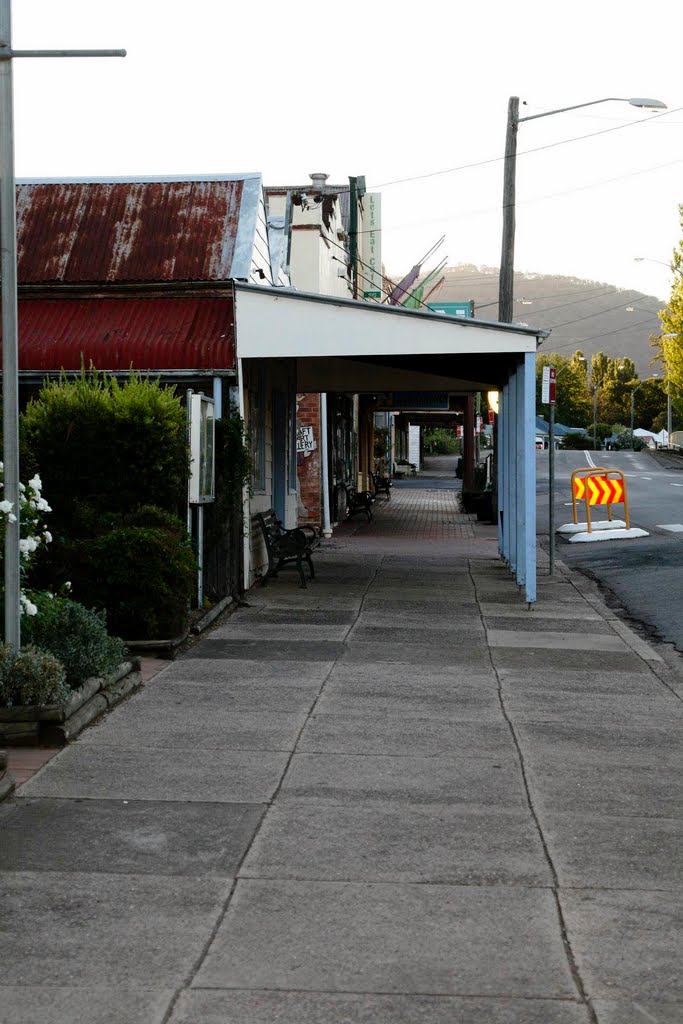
[498, 96, 519, 323]
[0, 0, 124, 648]
[593, 384, 598, 450]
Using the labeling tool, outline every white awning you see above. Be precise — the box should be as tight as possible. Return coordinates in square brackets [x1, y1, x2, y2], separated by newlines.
[233, 283, 548, 392]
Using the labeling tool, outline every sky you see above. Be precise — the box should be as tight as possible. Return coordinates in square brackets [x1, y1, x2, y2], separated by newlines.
[10, 0, 683, 304]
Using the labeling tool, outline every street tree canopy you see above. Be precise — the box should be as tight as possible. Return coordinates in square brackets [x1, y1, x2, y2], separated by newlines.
[654, 203, 683, 424]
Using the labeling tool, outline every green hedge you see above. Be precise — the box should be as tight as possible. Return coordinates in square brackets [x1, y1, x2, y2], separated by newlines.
[21, 372, 195, 638]
[21, 370, 189, 528]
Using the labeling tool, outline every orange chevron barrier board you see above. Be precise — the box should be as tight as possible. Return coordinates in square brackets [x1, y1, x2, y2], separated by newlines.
[575, 474, 625, 505]
[570, 467, 630, 532]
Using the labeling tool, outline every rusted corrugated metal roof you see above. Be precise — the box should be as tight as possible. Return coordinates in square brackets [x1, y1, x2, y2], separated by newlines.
[9, 296, 235, 371]
[16, 175, 263, 285]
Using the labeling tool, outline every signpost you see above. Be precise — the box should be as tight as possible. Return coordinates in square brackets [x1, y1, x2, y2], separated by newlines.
[544, 366, 557, 574]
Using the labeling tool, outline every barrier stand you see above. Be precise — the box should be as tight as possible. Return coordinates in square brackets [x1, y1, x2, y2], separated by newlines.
[560, 468, 644, 542]
[570, 467, 607, 528]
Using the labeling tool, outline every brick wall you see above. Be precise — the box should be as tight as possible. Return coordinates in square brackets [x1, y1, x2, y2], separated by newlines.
[297, 393, 322, 527]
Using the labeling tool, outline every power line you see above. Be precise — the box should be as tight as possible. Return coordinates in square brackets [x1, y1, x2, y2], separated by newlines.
[328, 105, 682, 196]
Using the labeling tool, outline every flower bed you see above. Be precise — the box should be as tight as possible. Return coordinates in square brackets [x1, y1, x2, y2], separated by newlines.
[0, 658, 142, 746]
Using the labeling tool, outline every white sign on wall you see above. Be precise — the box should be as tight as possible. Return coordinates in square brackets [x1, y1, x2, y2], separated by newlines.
[361, 192, 382, 300]
[297, 425, 316, 453]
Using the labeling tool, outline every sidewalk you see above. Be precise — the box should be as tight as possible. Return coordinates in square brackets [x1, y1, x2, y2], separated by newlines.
[1, 486, 682, 1023]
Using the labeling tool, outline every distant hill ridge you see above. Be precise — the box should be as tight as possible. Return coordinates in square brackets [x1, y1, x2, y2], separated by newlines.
[415, 264, 665, 375]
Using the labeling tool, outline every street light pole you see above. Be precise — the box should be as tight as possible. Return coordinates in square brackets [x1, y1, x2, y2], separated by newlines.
[0, 0, 124, 648]
[498, 96, 666, 323]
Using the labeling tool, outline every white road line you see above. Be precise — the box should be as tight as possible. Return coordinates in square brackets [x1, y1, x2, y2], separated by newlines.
[641, 476, 652, 481]
[672, 483, 683, 488]
[583, 450, 597, 468]
[657, 524, 683, 532]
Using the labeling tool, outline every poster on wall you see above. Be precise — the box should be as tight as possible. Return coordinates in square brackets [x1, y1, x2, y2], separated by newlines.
[297, 425, 316, 453]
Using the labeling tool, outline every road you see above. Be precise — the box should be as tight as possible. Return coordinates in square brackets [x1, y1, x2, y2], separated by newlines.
[536, 447, 683, 651]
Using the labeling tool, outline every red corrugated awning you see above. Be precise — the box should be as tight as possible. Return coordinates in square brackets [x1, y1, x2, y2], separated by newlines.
[7, 296, 235, 372]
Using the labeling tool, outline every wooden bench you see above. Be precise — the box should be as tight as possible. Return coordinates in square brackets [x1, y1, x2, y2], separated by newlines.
[342, 483, 374, 522]
[252, 510, 321, 588]
[370, 470, 392, 499]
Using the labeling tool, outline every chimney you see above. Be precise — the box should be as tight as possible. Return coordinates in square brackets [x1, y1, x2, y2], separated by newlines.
[309, 172, 329, 197]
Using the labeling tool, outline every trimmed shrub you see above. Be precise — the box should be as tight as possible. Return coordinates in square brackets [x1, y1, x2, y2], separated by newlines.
[21, 370, 189, 528]
[0, 642, 69, 708]
[62, 507, 196, 640]
[22, 594, 126, 689]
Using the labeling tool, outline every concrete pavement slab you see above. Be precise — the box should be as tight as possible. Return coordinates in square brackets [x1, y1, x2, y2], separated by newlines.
[241, 800, 551, 885]
[341, 642, 492, 667]
[0, 799, 263, 876]
[231, 608, 357, 624]
[479, 603, 603, 620]
[503, 691, 683, 725]
[486, 616, 615, 634]
[155, 658, 332, 685]
[0, 986, 174, 1024]
[348, 624, 486, 646]
[78, 707, 308, 751]
[170, 990, 591, 1023]
[515, 721, 683, 768]
[592, 1000, 683, 1023]
[527, 762, 683, 818]
[363, 588, 477, 604]
[491, 647, 647, 674]
[181, 638, 345, 661]
[362, 596, 481, 613]
[561, 889, 683, 1001]
[0, 870, 229, 986]
[281, 752, 524, 807]
[497, 668, 668, 695]
[20, 746, 290, 803]
[298, 713, 515, 758]
[194, 879, 576, 997]
[316, 679, 501, 720]
[208, 623, 352, 640]
[311, 661, 497, 686]
[542, 813, 683, 890]
[107, 679, 320, 714]
[246, 594, 363, 609]
[488, 630, 630, 653]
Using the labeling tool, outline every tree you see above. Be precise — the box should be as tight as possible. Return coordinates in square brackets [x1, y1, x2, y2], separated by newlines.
[536, 350, 591, 427]
[653, 204, 683, 428]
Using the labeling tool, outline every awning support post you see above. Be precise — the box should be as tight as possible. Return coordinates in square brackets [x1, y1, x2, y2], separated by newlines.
[522, 352, 536, 603]
[498, 386, 506, 558]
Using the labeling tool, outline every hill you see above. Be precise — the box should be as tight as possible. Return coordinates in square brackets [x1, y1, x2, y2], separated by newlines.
[421, 264, 665, 376]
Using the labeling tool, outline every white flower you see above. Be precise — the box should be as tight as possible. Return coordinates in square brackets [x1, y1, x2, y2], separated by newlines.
[64, 581, 72, 591]
[18, 483, 25, 492]
[7, 513, 16, 523]
[36, 498, 51, 512]
[20, 596, 38, 616]
[28, 474, 42, 492]
[0, 499, 13, 514]
[43, 530, 52, 543]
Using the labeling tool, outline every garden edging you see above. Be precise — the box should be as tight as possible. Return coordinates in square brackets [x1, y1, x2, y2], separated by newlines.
[0, 657, 142, 746]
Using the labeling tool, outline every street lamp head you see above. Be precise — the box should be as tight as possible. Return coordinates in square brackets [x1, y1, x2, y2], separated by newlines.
[627, 97, 667, 110]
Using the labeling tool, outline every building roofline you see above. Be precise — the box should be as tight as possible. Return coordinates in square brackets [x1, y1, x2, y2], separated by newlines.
[232, 281, 550, 339]
[17, 173, 262, 185]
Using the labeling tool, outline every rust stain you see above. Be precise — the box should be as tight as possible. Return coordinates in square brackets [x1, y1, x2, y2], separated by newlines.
[16, 179, 247, 284]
